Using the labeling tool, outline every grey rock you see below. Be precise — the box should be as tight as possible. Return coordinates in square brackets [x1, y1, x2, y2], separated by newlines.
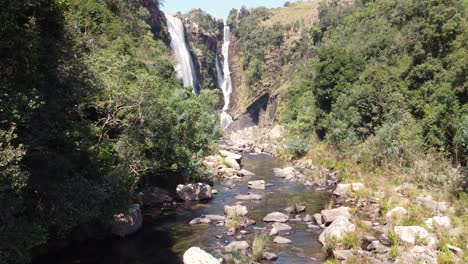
[248, 180, 265, 190]
[273, 236, 292, 244]
[263, 252, 278, 261]
[177, 183, 212, 201]
[321, 206, 352, 224]
[225, 241, 249, 252]
[235, 193, 262, 200]
[269, 227, 279, 236]
[303, 214, 312, 222]
[333, 250, 353, 261]
[263, 212, 289, 222]
[424, 216, 451, 230]
[238, 169, 255, 177]
[333, 183, 364, 197]
[183, 247, 220, 264]
[224, 205, 248, 218]
[313, 213, 322, 225]
[219, 150, 242, 163]
[394, 226, 429, 246]
[416, 195, 449, 213]
[319, 215, 356, 244]
[272, 222, 292, 231]
[385, 207, 407, 223]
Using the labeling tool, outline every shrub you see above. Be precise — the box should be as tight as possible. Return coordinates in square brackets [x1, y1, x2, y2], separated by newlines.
[252, 233, 270, 261]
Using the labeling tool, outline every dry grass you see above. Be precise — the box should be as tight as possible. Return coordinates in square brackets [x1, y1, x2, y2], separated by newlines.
[263, 1, 320, 27]
[252, 233, 270, 261]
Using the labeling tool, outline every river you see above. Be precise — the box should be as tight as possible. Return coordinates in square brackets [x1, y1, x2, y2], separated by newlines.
[35, 154, 331, 264]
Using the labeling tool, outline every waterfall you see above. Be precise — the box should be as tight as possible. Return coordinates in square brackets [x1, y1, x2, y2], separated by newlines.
[219, 26, 234, 129]
[165, 13, 199, 93]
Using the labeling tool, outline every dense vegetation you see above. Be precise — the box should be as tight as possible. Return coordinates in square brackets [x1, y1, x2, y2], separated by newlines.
[280, 0, 467, 170]
[0, 0, 219, 263]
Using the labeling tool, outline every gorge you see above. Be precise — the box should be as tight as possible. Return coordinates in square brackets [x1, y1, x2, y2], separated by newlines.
[2, 1, 467, 264]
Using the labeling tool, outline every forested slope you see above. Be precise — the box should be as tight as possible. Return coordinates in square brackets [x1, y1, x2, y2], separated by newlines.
[0, 1, 219, 263]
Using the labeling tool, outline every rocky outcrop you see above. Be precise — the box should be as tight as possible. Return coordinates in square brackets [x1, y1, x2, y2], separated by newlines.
[319, 216, 356, 244]
[183, 247, 220, 264]
[111, 204, 143, 237]
[176, 183, 212, 201]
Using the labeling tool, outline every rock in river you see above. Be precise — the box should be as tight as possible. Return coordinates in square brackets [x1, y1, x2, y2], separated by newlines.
[111, 204, 142, 237]
[272, 222, 292, 231]
[235, 193, 262, 200]
[225, 241, 249, 252]
[248, 180, 265, 190]
[177, 183, 212, 201]
[263, 212, 289, 222]
[274, 236, 292, 244]
[224, 205, 249, 218]
[183, 247, 220, 264]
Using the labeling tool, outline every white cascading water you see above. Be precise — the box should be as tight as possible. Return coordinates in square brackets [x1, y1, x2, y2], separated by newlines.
[165, 13, 199, 93]
[219, 26, 234, 129]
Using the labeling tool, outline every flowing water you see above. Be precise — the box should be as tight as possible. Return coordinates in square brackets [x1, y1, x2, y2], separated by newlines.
[34, 154, 331, 264]
[219, 26, 234, 129]
[165, 13, 199, 93]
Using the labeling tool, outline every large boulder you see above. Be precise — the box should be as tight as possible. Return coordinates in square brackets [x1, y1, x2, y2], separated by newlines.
[319, 215, 356, 244]
[333, 183, 364, 197]
[263, 212, 289, 222]
[224, 156, 241, 170]
[321, 206, 352, 224]
[183, 247, 220, 264]
[394, 226, 429, 246]
[248, 180, 265, 190]
[176, 183, 212, 201]
[219, 150, 242, 163]
[225, 241, 249, 252]
[141, 187, 174, 208]
[224, 205, 248, 218]
[111, 204, 143, 237]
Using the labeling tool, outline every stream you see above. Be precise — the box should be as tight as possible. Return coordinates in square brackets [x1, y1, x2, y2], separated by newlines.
[35, 154, 331, 264]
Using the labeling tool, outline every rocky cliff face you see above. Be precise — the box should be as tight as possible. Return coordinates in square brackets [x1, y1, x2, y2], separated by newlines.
[226, 0, 355, 130]
[180, 9, 224, 90]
